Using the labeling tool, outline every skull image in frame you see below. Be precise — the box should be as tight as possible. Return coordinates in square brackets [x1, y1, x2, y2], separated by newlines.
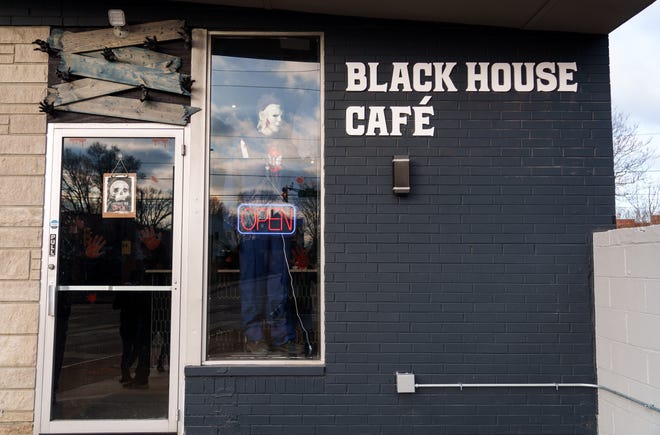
[110, 179, 130, 202]
[103, 173, 137, 218]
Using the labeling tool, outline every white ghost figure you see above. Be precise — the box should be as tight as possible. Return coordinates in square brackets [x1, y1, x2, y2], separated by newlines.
[257, 103, 282, 136]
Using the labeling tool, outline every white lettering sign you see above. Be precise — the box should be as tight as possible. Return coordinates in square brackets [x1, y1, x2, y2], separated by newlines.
[344, 61, 578, 136]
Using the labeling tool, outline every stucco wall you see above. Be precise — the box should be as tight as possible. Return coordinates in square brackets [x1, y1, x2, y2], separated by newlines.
[594, 226, 660, 435]
[0, 26, 48, 435]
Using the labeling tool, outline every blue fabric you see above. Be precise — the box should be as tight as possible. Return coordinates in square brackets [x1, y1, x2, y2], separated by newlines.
[239, 235, 295, 345]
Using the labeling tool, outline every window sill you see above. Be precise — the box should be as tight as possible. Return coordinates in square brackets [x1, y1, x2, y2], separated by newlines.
[185, 364, 325, 377]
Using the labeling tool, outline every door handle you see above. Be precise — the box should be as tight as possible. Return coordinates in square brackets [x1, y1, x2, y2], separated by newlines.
[47, 284, 55, 317]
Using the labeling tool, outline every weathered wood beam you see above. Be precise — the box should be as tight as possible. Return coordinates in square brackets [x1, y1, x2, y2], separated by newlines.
[59, 53, 191, 96]
[83, 47, 182, 72]
[54, 96, 201, 126]
[46, 78, 135, 106]
[47, 28, 64, 52]
[49, 20, 185, 53]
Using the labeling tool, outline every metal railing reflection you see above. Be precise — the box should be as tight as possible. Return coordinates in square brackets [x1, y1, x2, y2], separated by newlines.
[207, 269, 319, 359]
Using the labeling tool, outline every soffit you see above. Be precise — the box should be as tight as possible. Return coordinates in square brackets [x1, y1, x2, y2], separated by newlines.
[174, 0, 656, 34]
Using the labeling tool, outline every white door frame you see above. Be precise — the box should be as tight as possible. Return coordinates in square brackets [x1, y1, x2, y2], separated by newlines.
[35, 123, 186, 434]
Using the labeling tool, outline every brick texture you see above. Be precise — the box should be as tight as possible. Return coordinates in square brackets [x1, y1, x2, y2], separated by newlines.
[0, 25, 48, 435]
[185, 11, 610, 435]
[594, 226, 660, 435]
[0, 5, 616, 435]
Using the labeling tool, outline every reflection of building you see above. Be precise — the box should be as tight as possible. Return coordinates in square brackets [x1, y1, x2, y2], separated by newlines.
[2, 2, 659, 435]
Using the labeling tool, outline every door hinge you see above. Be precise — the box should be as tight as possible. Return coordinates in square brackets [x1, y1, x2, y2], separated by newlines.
[177, 409, 181, 421]
[181, 144, 187, 156]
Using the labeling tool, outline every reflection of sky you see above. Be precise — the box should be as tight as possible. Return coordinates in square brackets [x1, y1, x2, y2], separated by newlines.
[209, 45, 321, 203]
[210, 55, 320, 139]
[64, 137, 175, 193]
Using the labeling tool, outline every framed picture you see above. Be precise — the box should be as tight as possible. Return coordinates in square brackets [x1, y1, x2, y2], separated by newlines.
[102, 173, 137, 218]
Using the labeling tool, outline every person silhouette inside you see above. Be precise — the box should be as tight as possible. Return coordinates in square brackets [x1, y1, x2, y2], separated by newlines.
[238, 103, 301, 357]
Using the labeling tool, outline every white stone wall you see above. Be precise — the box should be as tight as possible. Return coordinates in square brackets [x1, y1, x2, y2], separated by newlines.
[594, 225, 660, 435]
[0, 26, 48, 435]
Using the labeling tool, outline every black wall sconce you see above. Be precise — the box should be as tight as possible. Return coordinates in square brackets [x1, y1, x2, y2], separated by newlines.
[392, 155, 410, 195]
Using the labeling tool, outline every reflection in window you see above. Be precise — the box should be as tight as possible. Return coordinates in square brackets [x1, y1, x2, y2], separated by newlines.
[51, 291, 170, 420]
[58, 137, 175, 286]
[207, 36, 321, 360]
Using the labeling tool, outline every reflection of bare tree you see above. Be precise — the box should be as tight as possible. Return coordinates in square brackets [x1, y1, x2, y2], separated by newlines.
[61, 142, 141, 215]
[136, 187, 173, 229]
[61, 141, 174, 228]
[292, 184, 319, 267]
[209, 197, 240, 265]
[209, 197, 225, 216]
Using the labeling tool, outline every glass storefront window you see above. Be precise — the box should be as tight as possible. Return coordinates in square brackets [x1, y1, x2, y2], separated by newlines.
[58, 137, 175, 287]
[207, 35, 321, 360]
[52, 135, 177, 420]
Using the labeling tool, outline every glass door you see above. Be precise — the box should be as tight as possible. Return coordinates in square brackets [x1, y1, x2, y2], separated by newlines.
[38, 124, 184, 434]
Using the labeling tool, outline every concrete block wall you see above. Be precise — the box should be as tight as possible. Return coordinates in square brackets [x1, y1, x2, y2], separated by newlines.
[0, 26, 48, 435]
[594, 226, 660, 435]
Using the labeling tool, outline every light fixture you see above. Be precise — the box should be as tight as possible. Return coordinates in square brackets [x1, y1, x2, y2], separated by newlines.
[108, 9, 128, 38]
[392, 155, 410, 195]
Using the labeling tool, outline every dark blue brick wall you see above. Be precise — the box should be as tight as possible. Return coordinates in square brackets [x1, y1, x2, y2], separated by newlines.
[4, 2, 613, 433]
[317, 27, 607, 435]
[187, 19, 611, 434]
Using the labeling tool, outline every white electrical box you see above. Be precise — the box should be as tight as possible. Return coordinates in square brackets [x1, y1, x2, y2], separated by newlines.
[396, 372, 416, 393]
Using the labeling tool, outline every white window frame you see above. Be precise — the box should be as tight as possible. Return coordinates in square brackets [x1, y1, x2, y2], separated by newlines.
[35, 123, 186, 435]
[186, 30, 325, 367]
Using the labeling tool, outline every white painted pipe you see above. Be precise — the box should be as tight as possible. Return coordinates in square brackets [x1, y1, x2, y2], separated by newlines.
[413, 382, 659, 413]
[395, 373, 659, 413]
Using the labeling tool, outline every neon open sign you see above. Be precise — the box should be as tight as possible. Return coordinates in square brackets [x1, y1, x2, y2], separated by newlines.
[237, 203, 297, 235]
